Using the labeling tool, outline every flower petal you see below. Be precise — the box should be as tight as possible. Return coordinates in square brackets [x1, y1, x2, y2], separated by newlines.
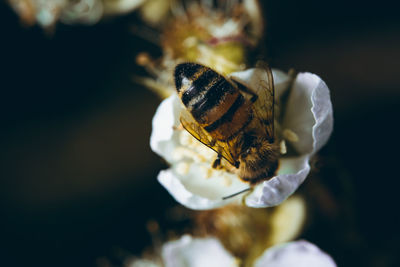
[60, 0, 104, 25]
[254, 240, 337, 267]
[310, 75, 334, 153]
[245, 72, 333, 208]
[282, 73, 333, 155]
[268, 195, 307, 244]
[158, 167, 248, 210]
[152, 95, 249, 210]
[150, 95, 182, 164]
[162, 235, 238, 267]
[245, 155, 310, 207]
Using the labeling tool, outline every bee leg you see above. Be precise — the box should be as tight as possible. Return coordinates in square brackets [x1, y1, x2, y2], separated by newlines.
[212, 154, 222, 169]
[231, 79, 258, 103]
[222, 188, 252, 200]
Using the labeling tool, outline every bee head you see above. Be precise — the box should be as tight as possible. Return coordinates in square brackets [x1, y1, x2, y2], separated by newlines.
[241, 145, 259, 159]
[238, 135, 278, 165]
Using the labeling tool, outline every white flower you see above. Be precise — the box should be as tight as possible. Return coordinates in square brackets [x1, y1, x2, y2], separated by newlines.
[128, 236, 336, 267]
[162, 236, 238, 267]
[8, 0, 146, 28]
[253, 240, 336, 267]
[60, 0, 103, 25]
[150, 68, 333, 209]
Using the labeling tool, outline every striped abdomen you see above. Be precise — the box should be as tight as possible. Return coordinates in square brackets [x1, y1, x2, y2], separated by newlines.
[175, 63, 252, 141]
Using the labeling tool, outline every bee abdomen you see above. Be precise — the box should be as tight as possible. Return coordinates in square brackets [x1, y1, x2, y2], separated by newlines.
[189, 77, 235, 120]
[175, 63, 237, 124]
[204, 94, 253, 140]
[174, 63, 203, 93]
[175, 62, 253, 140]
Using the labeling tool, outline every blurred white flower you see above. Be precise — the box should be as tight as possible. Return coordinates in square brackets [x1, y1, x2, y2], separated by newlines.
[139, 0, 263, 43]
[135, 0, 265, 98]
[150, 68, 333, 209]
[193, 196, 307, 261]
[162, 235, 238, 267]
[268, 195, 307, 245]
[253, 240, 337, 267]
[128, 236, 336, 267]
[8, 0, 145, 28]
[60, 0, 103, 25]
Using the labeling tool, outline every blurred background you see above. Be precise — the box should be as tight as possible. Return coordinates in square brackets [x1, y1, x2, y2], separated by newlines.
[0, 0, 399, 266]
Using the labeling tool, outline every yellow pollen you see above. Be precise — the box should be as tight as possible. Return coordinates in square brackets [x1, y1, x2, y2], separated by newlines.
[283, 129, 299, 142]
[172, 147, 203, 161]
[206, 168, 214, 178]
[179, 131, 195, 146]
[182, 36, 198, 48]
[222, 174, 232, 187]
[199, 165, 211, 179]
[280, 140, 287, 154]
[176, 162, 190, 175]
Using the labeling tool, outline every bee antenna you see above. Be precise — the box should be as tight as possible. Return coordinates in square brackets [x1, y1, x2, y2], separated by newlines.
[222, 188, 251, 200]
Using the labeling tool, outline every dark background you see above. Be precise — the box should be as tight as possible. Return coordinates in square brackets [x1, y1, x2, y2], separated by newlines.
[1, 0, 399, 266]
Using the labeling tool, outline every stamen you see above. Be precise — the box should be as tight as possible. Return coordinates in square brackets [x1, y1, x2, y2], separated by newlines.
[179, 131, 195, 146]
[136, 52, 152, 66]
[173, 147, 205, 162]
[183, 36, 198, 48]
[196, 145, 216, 159]
[199, 165, 212, 179]
[176, 162, 190, 175]
[172, 124, 184, 131]
[206, 167, 214, 178]
[145, 219, 162, 251]
[222, 174, 233, 186]
[280, 140, 287, 154]
[283, 129, 299, 142]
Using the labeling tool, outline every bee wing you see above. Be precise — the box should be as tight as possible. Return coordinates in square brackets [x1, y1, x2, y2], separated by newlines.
[231, 66, 275, 142]
[179, 108, 238, 167]
[254, 67, 275, 141]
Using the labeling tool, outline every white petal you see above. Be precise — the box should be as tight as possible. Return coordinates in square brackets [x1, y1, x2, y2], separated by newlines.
[245, 155, 310, 207]
[254, 240, 336, 267]
[158, 167, 248, 210]
[268, 195, 307, 244]
[245, 73, 333, 207]
[162, 235, 238, 267]
[60, 0, 104, 25]
[150, 95, 182, 164]
[309, 75, 334, 153]
[282, 73, 333, 155]
[152, 95, 249, 210]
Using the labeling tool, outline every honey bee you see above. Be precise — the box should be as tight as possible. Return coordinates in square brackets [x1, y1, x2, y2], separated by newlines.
[174, 62, 279, 185]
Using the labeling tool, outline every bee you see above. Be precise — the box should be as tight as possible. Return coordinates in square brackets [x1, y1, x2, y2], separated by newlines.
[174, 62, 279, 185]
